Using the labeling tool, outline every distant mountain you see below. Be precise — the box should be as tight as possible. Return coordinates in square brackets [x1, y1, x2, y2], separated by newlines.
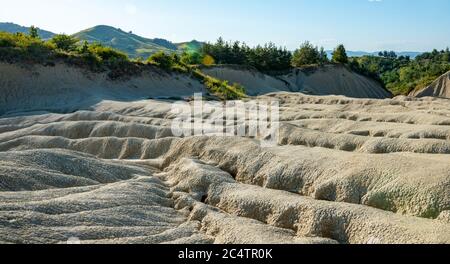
[326, 50, 422, 59]
[73, 25, 203, 59]
[0, 22, 55, 39]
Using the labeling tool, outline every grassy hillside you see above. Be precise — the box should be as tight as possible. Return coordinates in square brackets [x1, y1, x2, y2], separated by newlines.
[0, 22, 55, 39]
[73, 25, 203, 59]
[72, 25, 176, 58]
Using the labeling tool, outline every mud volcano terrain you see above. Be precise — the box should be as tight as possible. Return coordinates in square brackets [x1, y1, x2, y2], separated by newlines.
[0, 64, 449, 244]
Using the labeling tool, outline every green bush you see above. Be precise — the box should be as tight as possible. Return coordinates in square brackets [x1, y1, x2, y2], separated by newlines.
[0, 32, 54, 62]
[49, 34, 78, 52]
[181, 51, 202, 65]
[0, 32, 16, 47]
[80, 51, 102, 69]
[88, 43, 128, 61]
[147, 51, 175, 70]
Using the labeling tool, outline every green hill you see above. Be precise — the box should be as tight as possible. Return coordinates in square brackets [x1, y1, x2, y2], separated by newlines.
[73, 25, 203, 59]
[0, 22, 55, 40]
[176, 40, 204, 53]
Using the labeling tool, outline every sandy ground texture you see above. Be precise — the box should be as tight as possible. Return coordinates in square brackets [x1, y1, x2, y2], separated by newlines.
[0, 80, 449, 244]
[411, 70, 450, 98]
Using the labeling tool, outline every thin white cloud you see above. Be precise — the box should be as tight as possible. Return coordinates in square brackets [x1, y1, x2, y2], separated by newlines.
[125, 4, 138, 15]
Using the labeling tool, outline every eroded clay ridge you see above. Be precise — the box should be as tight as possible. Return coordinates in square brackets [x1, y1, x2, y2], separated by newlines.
[411, 70, 450, 98]
[0, 92, 449, 244]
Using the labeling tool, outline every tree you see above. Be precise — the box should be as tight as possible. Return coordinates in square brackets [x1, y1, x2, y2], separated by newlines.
[443, 50, 450, 62]
[318, 47, 329, 65]
[348, 57, 360, 71]
[201, 38, 291, 71]
[388, 51, 397, 59]
[291, 41, 320, 67]
[80, 41, 89, 54]
[29, 26, 39, 39]
[332, 44, 348, 64]
[50, 34, 78, 52]
[181, 51, 202, 65]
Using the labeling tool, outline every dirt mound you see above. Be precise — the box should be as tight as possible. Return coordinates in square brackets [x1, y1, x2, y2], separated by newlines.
[202, 65, 391, 99]
[0, 62, 204, 116]
[410, 71, 450, 98]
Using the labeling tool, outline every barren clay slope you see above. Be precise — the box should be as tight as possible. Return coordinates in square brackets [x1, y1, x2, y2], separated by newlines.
[0, 87, 449, 243]
[0, 62, 204, 116]
[411, 71, 450, 98]
[201, 64, 392, 99]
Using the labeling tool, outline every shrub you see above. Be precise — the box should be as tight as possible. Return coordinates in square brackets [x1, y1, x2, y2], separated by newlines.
[0, 32, 54, 62]
[79, 51, 102, 69]
[88, 43, 128, 61]
[79, 41, 89, 54]
[0, 32, 17, 47]
[181, 51, 202, 65]
[147, 51, 175, 70]
[49, 34, 78, 52]
[202, 54, 215, 66]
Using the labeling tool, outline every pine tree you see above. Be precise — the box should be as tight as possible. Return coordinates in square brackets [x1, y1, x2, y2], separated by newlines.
[332, 44, 348, 64]
[318, 47, 329, 65]
[291, 41, 320, 67]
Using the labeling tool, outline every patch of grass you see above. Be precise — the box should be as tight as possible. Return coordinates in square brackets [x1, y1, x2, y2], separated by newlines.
[192, 69, 246, 100]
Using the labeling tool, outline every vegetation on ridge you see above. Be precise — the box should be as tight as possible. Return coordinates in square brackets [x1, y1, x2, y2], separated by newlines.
[349, 49, 450, 95]
[1, 24, 450, 97]
[186, 37, 450, 95]
[0, 30, 246, 100]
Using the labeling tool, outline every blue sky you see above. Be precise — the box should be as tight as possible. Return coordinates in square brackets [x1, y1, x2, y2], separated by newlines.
[1, 0, 449, 51]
